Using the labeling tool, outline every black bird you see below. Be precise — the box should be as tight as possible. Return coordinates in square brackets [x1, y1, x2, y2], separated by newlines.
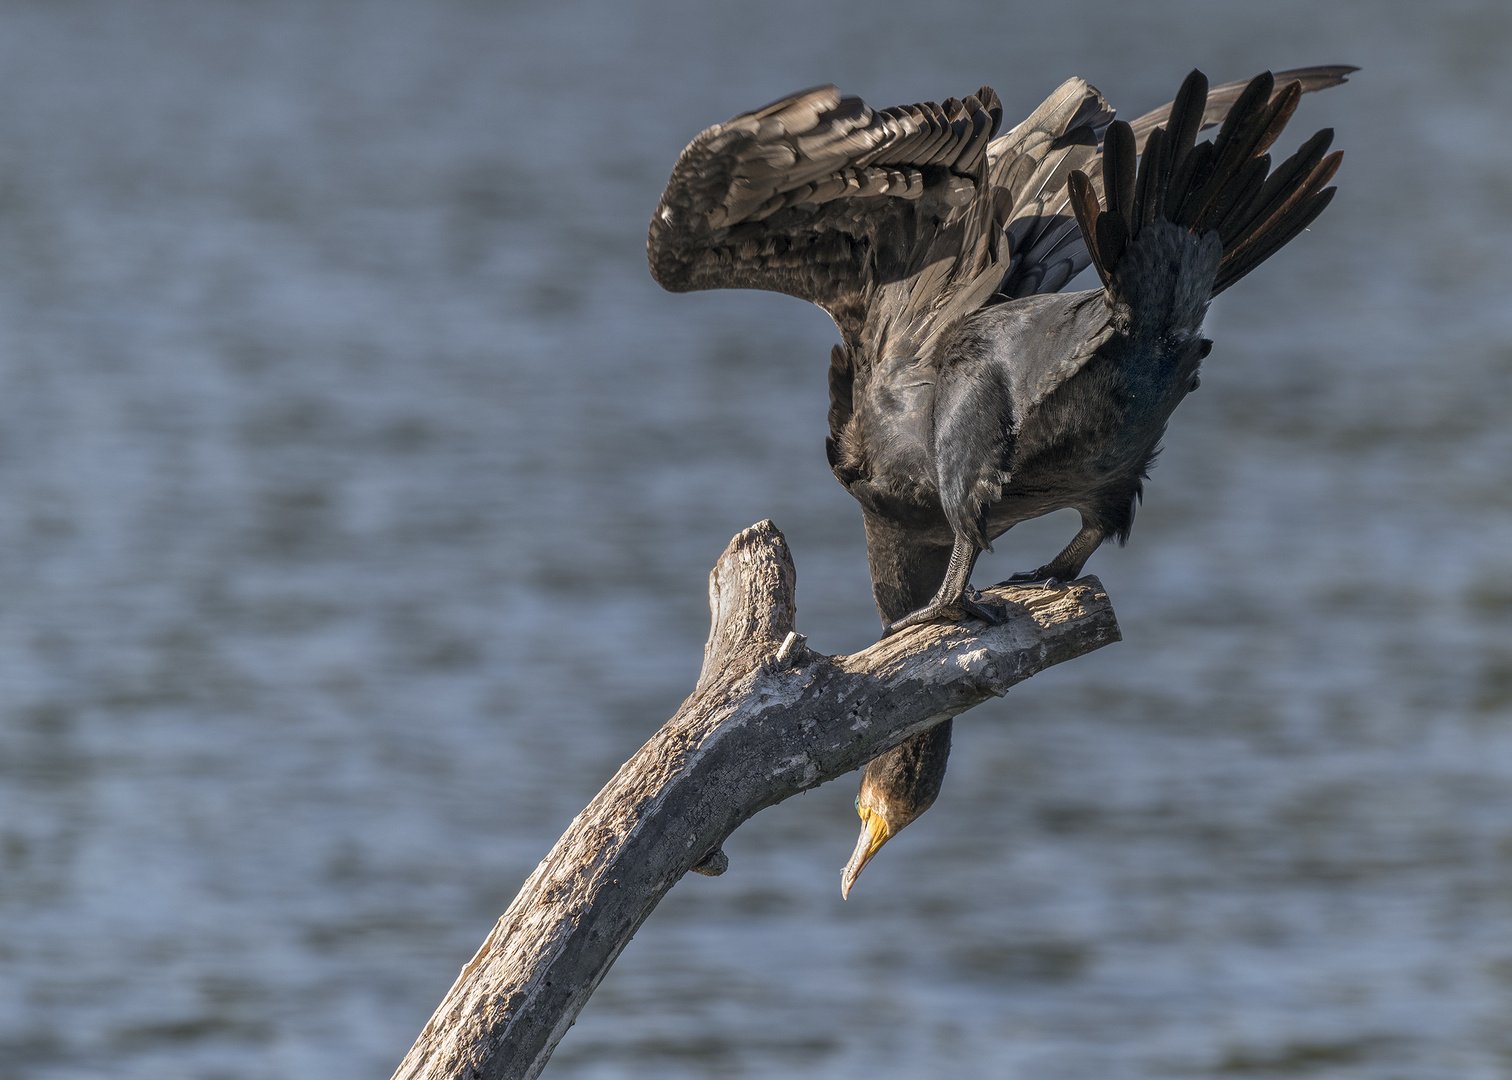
[648, 67, 1348, 895]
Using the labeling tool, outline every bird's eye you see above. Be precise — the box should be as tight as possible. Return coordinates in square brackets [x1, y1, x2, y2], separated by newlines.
[854, 796, 860, 811]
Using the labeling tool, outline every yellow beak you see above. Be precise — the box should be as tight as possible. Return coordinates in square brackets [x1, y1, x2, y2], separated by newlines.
[840, 807, 891, 899]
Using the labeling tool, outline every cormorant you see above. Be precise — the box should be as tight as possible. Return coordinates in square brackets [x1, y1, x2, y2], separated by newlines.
[648, 66, 1349, 896]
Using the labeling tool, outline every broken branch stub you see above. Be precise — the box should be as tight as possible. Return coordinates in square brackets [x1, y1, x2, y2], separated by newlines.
[393, 520, 1120, 1080]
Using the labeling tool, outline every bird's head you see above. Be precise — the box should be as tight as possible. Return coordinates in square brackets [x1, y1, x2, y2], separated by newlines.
[841, 721, 952, 897]
[840, 780, 919, 895]
[840, 793, 894, 899]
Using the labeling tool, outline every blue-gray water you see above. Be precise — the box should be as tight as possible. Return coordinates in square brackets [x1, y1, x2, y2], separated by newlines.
[1, 2, 1509, 1077]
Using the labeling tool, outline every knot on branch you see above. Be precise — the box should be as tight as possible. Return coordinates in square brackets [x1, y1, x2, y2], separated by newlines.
[690, 847, 729, 876]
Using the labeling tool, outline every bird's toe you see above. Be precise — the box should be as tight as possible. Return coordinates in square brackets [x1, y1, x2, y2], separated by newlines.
[882, 589, 1005, 637]
[960, 587, 1007, 626]
[1001, 568, 1064, 590]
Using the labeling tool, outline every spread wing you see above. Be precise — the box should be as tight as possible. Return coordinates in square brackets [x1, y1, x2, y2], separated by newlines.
[648, 85, 1004, 345]
[647, 67, 1355, 354]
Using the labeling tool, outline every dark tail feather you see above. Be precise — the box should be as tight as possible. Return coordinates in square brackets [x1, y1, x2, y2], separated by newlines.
[1102, 119, 1136, 223]
[1218, 129, 1342, 255]
[1133, 125, 1163, 230]
[1214, 183, 1337, 293]
[1068, 69, 1343, 301]
[1068, 169, 1112, 291]
[1158, 69, 1210, 221]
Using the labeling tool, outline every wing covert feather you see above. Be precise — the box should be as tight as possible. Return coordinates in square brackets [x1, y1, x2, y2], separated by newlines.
[648, 86, 1004, 340]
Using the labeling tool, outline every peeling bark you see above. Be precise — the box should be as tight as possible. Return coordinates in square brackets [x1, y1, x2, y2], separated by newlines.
[392, 520, 1120, 1080]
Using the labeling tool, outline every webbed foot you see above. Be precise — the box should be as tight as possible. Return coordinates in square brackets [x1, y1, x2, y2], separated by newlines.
[882, 586, 1007, 638]
[997, 525, 1104, 592]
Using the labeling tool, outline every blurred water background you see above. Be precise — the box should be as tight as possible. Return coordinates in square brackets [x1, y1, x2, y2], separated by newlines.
[0, 1, 1509, 1077]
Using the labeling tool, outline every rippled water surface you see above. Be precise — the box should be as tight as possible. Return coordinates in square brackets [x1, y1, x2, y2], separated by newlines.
[2, 2, 1511, 1077]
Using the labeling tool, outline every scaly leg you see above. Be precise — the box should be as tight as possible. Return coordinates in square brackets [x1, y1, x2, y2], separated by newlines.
[882, 534, 1006, 637]
[1002, 523, 1105, 589]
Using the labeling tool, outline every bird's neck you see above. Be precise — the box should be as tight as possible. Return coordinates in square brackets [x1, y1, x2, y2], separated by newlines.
[861, 509, 956, 624]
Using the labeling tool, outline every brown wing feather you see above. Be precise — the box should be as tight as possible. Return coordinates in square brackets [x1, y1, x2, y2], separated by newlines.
[647, 86, 1003, 342]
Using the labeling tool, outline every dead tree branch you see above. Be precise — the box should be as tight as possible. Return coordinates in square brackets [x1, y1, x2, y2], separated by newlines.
[392, 519, 1120, 1080]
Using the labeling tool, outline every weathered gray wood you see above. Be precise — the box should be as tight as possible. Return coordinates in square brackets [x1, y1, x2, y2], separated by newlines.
[392, 520, 1120, 1080]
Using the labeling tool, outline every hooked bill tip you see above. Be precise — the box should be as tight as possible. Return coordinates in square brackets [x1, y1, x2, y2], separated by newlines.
[841, 816, 886, 900]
